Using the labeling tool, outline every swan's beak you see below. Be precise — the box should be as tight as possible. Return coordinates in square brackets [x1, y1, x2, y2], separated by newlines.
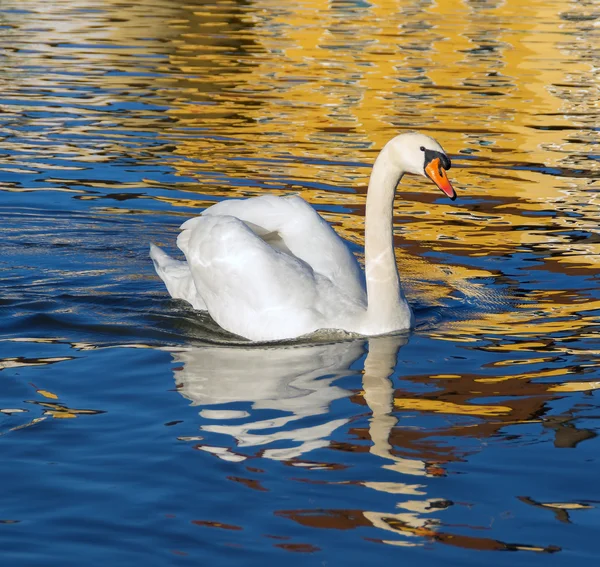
[425, 158, 456, 201]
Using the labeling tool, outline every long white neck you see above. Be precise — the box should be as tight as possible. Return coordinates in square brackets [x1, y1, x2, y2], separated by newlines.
[364, 143, 411, 329]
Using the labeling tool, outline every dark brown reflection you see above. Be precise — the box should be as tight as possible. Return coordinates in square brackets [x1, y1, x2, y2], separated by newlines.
[273, 542, 320, 553]
[191, 520, 243, 530]
[277, 508, 560, 553]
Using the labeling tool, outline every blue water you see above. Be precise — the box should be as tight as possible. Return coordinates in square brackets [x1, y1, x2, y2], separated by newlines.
[1, 0, 599, 565]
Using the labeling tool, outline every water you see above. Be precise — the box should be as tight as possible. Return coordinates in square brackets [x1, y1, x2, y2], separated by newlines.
[1, 0, 598, 564]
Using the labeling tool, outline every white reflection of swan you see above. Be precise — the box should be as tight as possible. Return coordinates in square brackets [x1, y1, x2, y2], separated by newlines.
[362, 336, 427, 477]
[172, 334, 447, 539]
[173, 335, 417, 463]
[173, 340, 367, 461]
[361, 336, 449, 540]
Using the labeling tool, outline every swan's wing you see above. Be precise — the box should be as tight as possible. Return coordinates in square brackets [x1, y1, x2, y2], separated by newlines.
[202, 195, 366, 303]
[177, 214, 328, 341]
[149, 243, 206, 310]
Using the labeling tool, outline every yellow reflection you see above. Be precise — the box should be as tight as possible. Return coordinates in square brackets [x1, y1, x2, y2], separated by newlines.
[394, 398, 511, 417]
[549, 381, 600, 393]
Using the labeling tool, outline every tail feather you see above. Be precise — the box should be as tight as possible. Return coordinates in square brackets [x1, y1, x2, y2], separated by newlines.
[149, 243, 206, 310]
[177, 217, 204, 257]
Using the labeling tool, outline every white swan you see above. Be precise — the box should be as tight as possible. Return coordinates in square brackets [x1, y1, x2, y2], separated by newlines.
[150, 132, 456, 341]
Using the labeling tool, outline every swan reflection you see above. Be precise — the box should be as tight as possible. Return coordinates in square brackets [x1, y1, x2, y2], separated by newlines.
[172, 335, 414, 465]
[171, 334, 451, 540]
[173, 339, 366, 462]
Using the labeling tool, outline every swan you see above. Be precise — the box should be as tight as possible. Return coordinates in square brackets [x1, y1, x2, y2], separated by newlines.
[150, 132, 456, 341]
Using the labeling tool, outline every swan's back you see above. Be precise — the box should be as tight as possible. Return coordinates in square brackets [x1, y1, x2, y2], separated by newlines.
[201, 195, 366, 303]
[151, 195, 368, 341]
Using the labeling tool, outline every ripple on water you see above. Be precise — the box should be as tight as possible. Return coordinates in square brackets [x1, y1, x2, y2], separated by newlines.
[0, 0, 598, 565]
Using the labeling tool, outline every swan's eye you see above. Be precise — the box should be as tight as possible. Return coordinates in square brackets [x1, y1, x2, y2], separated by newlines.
[420, 146, 425, 151]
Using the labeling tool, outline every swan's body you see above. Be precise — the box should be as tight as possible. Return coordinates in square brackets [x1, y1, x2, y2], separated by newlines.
[151, 132, 456, 341]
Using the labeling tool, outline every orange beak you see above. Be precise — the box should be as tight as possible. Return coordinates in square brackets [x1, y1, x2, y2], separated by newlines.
[425, 158, 456, 201]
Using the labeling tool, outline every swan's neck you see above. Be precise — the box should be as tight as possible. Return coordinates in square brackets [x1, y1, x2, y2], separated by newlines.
[364, 143, 410, 328]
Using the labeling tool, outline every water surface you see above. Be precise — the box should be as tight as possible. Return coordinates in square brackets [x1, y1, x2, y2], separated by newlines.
[1, 0, 599, 565]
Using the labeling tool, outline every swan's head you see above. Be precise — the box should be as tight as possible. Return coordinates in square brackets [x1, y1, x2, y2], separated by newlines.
[388, 132, 456, 200]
